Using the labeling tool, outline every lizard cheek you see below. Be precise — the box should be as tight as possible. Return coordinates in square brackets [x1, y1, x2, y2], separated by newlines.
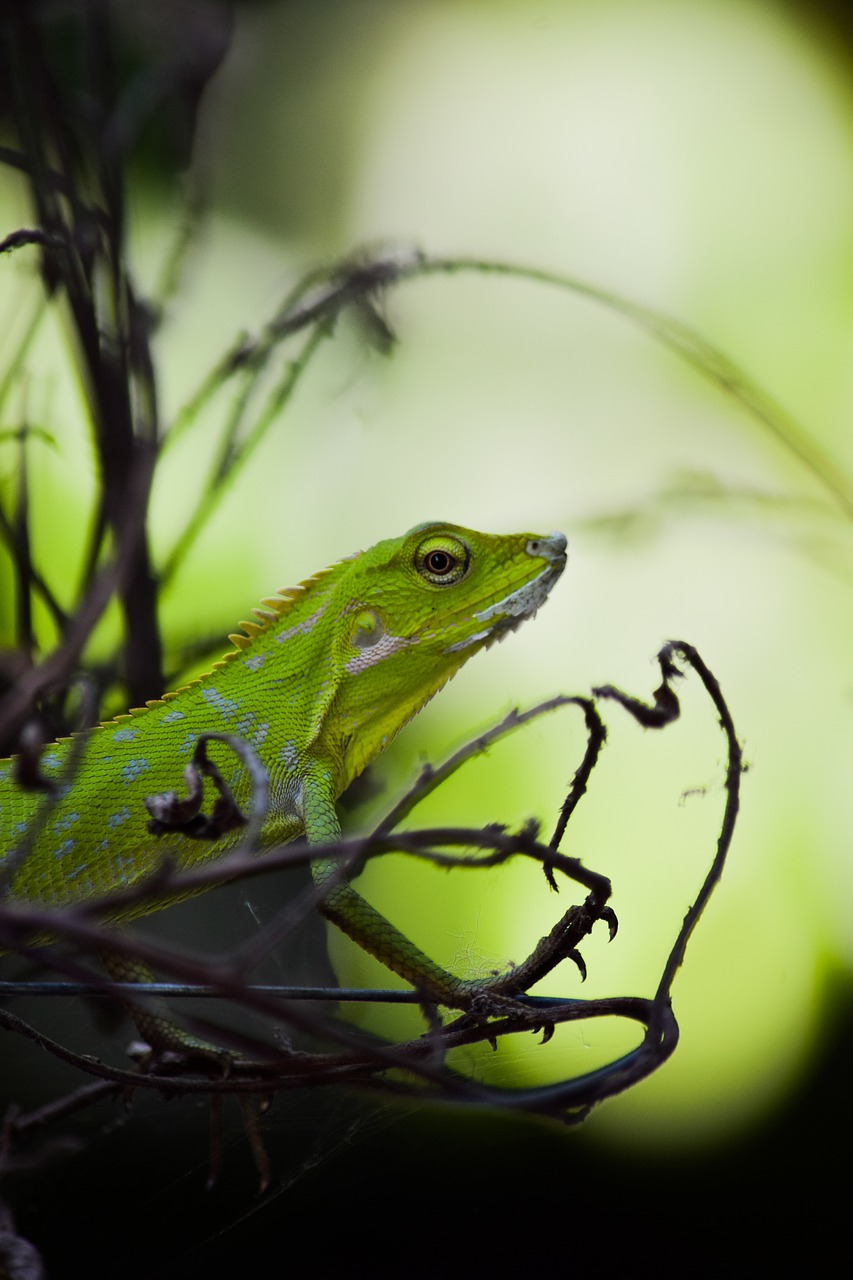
[346, 611, 414, 673]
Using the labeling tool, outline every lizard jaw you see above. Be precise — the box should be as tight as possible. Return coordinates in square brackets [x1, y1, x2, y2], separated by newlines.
[445, 531, 567, 653]
[474, 531, 567, 628]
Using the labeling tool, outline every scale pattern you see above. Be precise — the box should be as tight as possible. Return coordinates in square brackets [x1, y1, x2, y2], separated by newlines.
[0, 522, 568, 985]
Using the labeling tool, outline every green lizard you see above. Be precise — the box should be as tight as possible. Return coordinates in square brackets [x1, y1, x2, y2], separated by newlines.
[0, 522, 567, 1034]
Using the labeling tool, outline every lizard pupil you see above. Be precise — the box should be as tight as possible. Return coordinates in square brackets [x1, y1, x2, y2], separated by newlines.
[426, 551, 454, 574]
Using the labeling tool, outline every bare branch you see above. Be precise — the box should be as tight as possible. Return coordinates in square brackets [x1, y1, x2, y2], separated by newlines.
[0, 643, 740, 1125]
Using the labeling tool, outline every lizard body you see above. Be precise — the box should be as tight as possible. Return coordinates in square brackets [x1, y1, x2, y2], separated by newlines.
[0, 523, 567, 1010]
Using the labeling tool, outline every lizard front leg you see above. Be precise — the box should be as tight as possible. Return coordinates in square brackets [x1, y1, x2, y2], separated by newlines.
[303, 769, 533, 1019]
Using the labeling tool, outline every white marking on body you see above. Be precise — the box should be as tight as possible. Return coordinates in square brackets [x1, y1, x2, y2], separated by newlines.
[447, 537, 566, 653]
[345, 632, 414, 673]
[444, 628, 492, 654]
[474, 563, 558, 624]
[274, 605, 326, 644]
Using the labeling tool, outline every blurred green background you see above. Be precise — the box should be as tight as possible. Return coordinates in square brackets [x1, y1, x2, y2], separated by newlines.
[1, 0, 851, 1273]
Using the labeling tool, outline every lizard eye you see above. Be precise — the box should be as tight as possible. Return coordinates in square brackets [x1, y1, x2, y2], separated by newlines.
[415, 535, 469, 586]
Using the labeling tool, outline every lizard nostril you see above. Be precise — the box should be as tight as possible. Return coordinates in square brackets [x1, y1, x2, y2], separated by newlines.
[526, 531, 567, 561]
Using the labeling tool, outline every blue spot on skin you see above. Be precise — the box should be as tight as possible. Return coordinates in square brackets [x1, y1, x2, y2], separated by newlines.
[108, 806, 132, 828]
[162, 710, 185, 724]
[178, 732, 197, 755]
[53, 811, 80, 832]
[112, 727, 139, 742]
[53, 838, 76, 860]
[244, 653, 268, 672]
[235, 713, 256, 736]
[202, 687, 241, 721]
[120, 758, 151, 784]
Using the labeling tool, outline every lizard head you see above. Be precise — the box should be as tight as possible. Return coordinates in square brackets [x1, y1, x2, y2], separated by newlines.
[342, 520, 566, 653]
[327, 522, 567, 775]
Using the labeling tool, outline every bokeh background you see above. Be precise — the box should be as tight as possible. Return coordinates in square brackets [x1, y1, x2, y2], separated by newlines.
[1, 0, 851, 1274]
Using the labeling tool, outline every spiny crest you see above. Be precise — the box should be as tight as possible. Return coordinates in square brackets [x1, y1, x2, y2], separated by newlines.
[224, 550, 363, 655]
[119, 555, 360, 722]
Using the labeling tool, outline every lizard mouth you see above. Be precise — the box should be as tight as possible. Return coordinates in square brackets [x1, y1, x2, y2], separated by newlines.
[443, 531, 567, 654]
[478, 558, 566, 647]
[476, 532, 567, 626]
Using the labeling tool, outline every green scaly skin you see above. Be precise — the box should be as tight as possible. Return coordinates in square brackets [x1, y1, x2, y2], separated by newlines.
[0, 523, 567, 1020]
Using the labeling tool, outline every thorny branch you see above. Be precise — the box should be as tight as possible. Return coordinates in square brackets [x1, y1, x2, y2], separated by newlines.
[0, 641, 742, 1131]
